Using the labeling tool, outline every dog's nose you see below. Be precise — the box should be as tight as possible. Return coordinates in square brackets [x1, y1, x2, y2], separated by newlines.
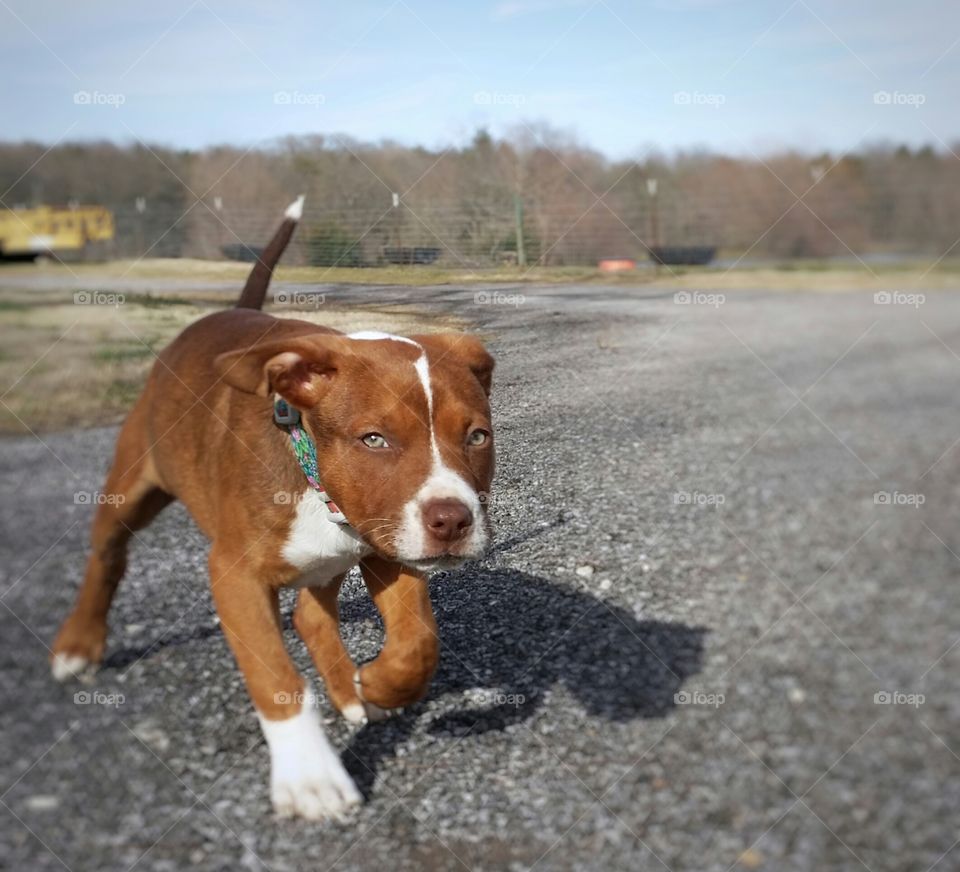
[422, 499, 473, 543]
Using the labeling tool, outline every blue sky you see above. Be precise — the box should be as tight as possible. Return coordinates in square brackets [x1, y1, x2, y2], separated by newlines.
[2, 0, 958, 157]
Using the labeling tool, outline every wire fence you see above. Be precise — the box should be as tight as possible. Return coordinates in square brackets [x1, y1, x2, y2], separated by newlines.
[68, 188, 960, 269]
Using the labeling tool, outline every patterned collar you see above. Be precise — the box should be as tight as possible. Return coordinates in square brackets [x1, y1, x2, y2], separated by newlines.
[273, 397, 350, 525]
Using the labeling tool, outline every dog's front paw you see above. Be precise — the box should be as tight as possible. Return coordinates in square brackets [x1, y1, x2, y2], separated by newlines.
[271, 757, 361, 821]
[340, 700, 398, 725]
[259, 700, 361, 821]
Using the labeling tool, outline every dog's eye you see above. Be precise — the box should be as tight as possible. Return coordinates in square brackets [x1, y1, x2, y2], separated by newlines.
[467, 429, 490, 446]
[361, 433, 389, 449]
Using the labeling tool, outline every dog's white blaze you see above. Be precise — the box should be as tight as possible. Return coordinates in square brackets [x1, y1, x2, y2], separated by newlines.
[402, 345, 486, 560]
[413, 353, 437, 454]
[258, 690, 361, 820]
[346, 331, 487, 562]
[281, 489, 371, 585]
[347, 331, 418, 346]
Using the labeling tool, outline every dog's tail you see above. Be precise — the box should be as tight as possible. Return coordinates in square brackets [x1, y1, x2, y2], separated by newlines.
[235, 194, 305, 310]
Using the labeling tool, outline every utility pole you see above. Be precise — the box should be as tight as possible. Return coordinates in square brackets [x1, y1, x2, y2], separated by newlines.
[392, 191, 403, 263]
[514, 192, 527, 268]
[646, 178, 660, 248]
[214, 196, 224, 257]
[135, 196, 147, 259]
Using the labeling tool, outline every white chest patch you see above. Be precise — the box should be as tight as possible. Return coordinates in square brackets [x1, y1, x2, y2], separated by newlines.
[281, 489, 372, 587]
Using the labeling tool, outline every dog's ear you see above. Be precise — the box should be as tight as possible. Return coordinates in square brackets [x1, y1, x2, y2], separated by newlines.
[214, 336, 341, 408]
[411, 333, 495, 397]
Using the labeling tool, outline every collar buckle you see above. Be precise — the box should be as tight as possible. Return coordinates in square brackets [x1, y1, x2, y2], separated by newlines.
[273, 397, 301, 427]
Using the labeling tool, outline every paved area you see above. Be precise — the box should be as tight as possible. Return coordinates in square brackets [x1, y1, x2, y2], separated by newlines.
[1, 279, 959, 871]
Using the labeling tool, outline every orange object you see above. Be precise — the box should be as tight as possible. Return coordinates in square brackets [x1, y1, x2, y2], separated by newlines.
[598, 257, 636, 272]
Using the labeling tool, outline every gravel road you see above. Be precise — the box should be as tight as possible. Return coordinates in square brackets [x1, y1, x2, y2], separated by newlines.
[1, 279, 959, 872]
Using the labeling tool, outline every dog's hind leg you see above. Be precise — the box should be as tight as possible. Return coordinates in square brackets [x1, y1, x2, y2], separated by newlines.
[51, 405, 172, 682]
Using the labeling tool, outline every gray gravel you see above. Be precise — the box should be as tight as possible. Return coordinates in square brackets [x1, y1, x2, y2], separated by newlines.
[2, 280, 959, 872]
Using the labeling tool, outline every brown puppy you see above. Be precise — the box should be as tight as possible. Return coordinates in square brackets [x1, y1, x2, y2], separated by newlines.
[50, 196, 495, 820]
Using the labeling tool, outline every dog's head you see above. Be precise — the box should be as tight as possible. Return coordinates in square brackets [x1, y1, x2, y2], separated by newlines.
[215, 330, 494, 570]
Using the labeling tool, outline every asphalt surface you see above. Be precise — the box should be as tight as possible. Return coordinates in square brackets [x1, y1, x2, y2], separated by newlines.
[2, 280, 959, 871]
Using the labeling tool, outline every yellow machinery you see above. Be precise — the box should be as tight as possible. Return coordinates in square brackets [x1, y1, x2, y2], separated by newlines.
[0, 205, 114, 259]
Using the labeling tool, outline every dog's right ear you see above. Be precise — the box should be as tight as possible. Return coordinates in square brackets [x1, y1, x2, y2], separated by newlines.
[213, 336, 341, 408]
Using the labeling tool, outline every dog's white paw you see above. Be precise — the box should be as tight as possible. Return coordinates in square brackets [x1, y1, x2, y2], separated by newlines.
[259, 695, 361, 822]
[340, 702, 368, 725]
[349, 670, 401, 723]
[340, 701, 397, 725]
[271, 758, 361, 821]
[51, 653, 97, 684]
[363, 701, 397, 722]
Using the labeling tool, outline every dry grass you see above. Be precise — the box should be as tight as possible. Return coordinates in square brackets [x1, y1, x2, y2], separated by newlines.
[0, 298, 460, 435]
[5, 258, 607, 287]
[2, 256, 958, 289]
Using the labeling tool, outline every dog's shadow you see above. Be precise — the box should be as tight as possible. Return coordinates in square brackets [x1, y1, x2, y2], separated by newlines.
[339, 568, 706, 795]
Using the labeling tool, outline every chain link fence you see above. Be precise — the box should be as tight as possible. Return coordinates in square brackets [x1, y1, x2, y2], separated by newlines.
[96, 187, 957, 270]
[3, 138, 958, 269]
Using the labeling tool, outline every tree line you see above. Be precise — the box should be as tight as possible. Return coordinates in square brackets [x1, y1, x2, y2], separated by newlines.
[1, 126, 957, 266]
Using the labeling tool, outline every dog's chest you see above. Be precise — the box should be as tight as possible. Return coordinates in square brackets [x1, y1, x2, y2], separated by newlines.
[280, 490, 372, 586]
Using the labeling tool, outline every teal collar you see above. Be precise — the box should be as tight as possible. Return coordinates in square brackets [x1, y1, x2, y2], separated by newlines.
[273, 397, 350, 525]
